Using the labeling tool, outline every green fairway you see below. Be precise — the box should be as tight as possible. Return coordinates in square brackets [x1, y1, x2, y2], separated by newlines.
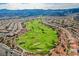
[16, 19, 58, 55]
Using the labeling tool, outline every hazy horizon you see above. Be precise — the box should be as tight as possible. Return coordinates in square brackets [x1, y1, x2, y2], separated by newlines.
[0, 3, 79, 10]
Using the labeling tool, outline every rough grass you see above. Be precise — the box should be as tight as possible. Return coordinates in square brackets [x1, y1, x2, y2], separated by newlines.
[16, 19, 58, 55]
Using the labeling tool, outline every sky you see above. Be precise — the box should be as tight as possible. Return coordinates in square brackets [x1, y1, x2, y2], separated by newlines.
[0, 3, 79, 10]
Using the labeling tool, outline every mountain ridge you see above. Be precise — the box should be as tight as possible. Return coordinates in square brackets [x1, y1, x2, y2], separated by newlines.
[0, 8, 79, 17]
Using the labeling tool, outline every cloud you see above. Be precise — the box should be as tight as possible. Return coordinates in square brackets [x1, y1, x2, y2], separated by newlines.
[0, 3, 79, 10]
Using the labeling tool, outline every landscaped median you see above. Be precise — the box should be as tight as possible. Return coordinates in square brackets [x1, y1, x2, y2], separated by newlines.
[16, 19, 58, 55]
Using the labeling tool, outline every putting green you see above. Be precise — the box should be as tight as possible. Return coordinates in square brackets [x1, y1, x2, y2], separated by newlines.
[16, 19, 58, 55]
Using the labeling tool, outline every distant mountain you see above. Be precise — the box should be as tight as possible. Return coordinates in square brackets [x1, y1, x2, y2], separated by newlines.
[0, 8, 79, 17]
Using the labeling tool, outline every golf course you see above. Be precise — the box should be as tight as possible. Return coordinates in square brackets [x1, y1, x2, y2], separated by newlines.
[16, 19, 58, 55]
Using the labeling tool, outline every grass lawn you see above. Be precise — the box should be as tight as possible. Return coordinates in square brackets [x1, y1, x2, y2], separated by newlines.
[16, 19, 58, 55]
